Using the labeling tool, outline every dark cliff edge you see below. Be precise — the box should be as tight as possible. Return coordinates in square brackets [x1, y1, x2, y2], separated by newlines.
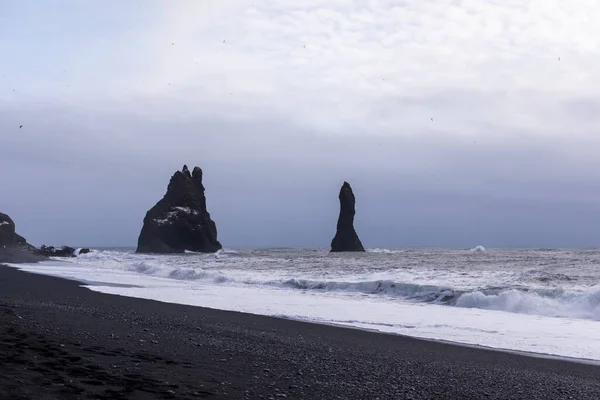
[136, 165, 222, 254]
[330, 181, 365, 252]
[0, 213, 46, 263]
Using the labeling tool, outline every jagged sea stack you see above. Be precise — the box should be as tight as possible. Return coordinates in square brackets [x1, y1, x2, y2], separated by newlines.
[136, 165, 222, 253]
[330, 181, 365, 252]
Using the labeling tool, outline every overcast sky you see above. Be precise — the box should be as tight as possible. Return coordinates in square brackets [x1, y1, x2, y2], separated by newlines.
[2, 1, 600, 248]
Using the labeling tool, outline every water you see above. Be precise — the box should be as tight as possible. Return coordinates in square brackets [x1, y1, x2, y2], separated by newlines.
[8, 247, 600, 361]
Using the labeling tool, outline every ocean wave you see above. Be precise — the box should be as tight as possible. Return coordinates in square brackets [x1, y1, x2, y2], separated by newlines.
[67, 249, 600, 321]
[469, 245, 486, 252]
[264, 280, 600, 320]
[366, 248, 404, 254]
[455, 287, 600, 320]
[130, 261, 160, 275]
[520, 269, 575, 283]
[282, 278, 455, 303]
[168, 267, 231, 283]
[75, 249, 130, 262]
[184, 249, 228, 258]
[209, 273, 600, 320]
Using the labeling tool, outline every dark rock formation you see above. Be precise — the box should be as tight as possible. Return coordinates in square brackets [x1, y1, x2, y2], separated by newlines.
[78, 248, 91, 255]
[136, 165, 222, 254]
[0, 213, 83, 262]
[0, 213, 35, 251]
[0, 213, 45, 263]
[330, 182, 365, 252]
[36, 245, 76, 258]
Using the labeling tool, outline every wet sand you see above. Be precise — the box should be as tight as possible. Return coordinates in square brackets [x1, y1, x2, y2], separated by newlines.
[1, 264, 600, 399]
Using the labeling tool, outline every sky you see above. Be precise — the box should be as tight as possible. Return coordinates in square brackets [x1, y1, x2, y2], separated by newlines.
[2, 0, 600, 248]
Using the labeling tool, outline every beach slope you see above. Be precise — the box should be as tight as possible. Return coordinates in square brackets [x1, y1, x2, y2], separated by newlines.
[1, 264, 599, 399]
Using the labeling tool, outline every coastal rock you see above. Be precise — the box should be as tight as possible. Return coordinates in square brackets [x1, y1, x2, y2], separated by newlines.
[0, 213, 80, 262]
[330, 182, 365, 252]
[36, 245, 76, 258]
[78, 248, 91, 255]
[0, 213, 35, 251]
[0, 212, 44, 263]
[136, 165, 222, 253]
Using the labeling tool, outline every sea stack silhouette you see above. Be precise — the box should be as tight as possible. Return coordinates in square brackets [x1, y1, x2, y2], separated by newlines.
[330, 181, 365, 252]
[136, 165, 222, 254]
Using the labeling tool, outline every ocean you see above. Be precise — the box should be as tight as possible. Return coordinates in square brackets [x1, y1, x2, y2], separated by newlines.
[8, 247, 600, 362]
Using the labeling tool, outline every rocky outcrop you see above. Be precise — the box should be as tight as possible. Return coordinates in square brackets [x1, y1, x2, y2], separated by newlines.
[0, 213, 35, 251]
[36, 245, 76, 258]
[136, 165, 222, 254]
[0, 213, 45, 263]
[0, 213, 87, 262]
[330, 182, 365, 252]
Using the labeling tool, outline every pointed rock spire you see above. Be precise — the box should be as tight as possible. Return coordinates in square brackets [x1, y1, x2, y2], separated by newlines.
[330, 181, 365, 252]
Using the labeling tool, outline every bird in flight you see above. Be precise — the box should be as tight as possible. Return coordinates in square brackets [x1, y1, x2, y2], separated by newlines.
[19, 125, 23, 129]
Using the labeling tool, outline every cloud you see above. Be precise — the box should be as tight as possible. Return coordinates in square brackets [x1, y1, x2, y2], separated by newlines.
[3, 1, 600, 247]
[5, 0, 600, 132]
[123, 1, 600, 127]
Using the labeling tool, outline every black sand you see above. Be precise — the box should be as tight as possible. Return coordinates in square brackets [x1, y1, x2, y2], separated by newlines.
[1, 264, 599, 399]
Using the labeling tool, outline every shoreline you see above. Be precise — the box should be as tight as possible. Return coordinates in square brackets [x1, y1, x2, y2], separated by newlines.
[10, 261, 600, 367]
[305, 317, 600, 367]
[2, 264, 600, 399]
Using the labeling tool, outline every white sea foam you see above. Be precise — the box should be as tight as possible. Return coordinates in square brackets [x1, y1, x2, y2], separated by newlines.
[366, 248, 404, 254]
[456, 287, 600, 320]
[470, 245, 486, 252]
[8, 247, 600, 361]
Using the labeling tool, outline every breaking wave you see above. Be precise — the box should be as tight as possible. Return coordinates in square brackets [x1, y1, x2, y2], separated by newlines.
[282, 278, 456, 303]
[278, 279, 600, 320]
[470, 245, 486, 252]
[116, 262, 600, 320]
[69, 248, 600, 321]
[366, 248, 404, 254]
[455, 287, 600, 320]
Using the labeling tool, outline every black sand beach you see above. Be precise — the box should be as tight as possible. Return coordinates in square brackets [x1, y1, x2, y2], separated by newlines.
[1, 264, 600, 399]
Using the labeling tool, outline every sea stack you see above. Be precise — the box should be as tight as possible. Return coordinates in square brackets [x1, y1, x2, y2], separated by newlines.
[330, 181, 365, 252]
[136, 165, 222, 254]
